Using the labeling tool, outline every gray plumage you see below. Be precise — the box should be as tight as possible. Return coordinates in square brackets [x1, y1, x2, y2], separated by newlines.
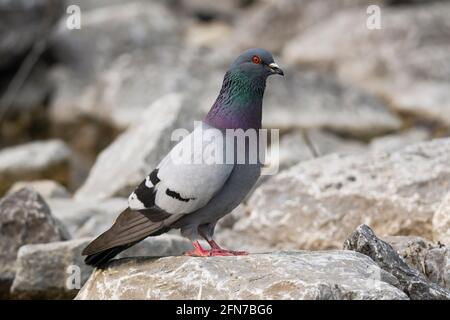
[83, 48, 283, 266]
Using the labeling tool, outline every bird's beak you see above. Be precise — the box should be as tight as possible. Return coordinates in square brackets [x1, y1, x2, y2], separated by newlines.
[268, 62, 284, 76]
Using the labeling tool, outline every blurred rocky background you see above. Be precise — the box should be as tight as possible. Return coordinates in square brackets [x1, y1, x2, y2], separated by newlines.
[1, 0, 450, 300]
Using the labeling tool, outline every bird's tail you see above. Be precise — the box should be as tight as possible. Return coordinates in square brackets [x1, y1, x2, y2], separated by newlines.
[82, 207, 170, 267]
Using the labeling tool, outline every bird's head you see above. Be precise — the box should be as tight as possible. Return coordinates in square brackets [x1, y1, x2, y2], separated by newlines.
[206, 48, 283, 129]
[229, 48, 284, 80]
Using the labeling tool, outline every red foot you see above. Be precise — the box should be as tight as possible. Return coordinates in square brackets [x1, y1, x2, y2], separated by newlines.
[207, 239, 248, 256]
[185, 240, 249, 257]
[184, 241, 209, 257]
[209, 249, 248, 256]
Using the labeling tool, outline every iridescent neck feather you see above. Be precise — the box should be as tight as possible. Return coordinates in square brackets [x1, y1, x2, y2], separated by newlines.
[204, 70, 266, 130]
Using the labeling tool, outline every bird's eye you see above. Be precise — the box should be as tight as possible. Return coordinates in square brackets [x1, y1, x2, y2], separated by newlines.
[252, 55, 261, 64]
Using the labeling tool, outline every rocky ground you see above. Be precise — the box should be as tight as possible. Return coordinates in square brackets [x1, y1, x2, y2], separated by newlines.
[1, 0, 450, 300]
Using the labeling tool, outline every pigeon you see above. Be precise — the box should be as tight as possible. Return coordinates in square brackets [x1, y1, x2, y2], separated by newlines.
[82, 48, 284, 266]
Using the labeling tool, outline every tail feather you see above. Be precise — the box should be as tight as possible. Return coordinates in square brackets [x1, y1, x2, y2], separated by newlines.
[82, 207, 172, 267]
[84, 244, 135, 268]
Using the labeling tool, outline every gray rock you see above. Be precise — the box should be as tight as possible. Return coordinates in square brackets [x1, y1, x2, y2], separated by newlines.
[386, 0, 450, 7]
[177, 0, 248, 21]
[75, 94, 201, 200]
[214, 228, 276, 254]
[233, 0, 379, 54]
[10, 238, 93, 300]
[0, 188, 69, 298]
[263, 68, 401, 137]
[239, 138, 450, 250]
[0, 0, 64, 70]
[47, 2, 231, 158]
[369, 128, 432, 153]
[49, 1, 184, 130]
[65, 0, 164, 11]
[7, 180, 70, 199]
[213, 205, 268, 253]
[344, 225, 450, 299]
[185, 21, 233, 49]
[48, 197, 128, 238]
[0, 61, 53, 118]
[216, 204, 248, 231]
[389, 82, 450, 128]
[76, 251, 408, 300]
[283, 3, 450, 128]
[0, 1, 63, 136]
[384, 235, 450, 291]
[433, 191, 450, 246]
[9, 232, 194, 299]
[48, 195, 192, 254]
[118, 234, 193, 259]
[384, 236, 436, 273]
[422, 246, 450, 291]
[274, 129, 367, 171]
[0, 140, 72, 195]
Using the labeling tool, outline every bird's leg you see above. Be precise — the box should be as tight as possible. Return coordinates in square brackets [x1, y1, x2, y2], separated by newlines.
[184, 241, 209, 257]
[206, 239, 248, 256]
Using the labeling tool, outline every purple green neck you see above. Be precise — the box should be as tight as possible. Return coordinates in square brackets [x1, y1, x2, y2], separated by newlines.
[204, 70, 266, 130]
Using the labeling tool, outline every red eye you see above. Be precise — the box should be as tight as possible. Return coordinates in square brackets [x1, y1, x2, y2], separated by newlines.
[252, 55, 261, 64]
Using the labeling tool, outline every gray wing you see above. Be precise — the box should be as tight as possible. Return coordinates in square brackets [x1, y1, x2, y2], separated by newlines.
[82, 123, 234, 265]
[128, 123, 234, 216]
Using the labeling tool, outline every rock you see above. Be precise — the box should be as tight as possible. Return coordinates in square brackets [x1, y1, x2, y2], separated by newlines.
[433, 191, 450, 245]
[7, 180, 70, 199]
[66, 0, 164, 11]
[0, 188, 69, 298]
[369, 128, 431, 153]
[0, 61, 53, 123]
[388, 82, 450, 128]
[384, 235, 450, 291]
[47, 2, 237, 160]
[216, 204, 248, 231]
[185, 21, 232, 48]
[0, 1, 63, 141]
[76, 251, 407, 300]
[177, 0, 249, 21]
[213, 205, 269, 253]
[0, 0, 64, 70]
[420, 246, 450, 292]
[238, 138, 450, 250]
[9, 233, 193, 299]
[10, 238, 93, 299]
[0, 140, 72, 195]
[48, 197, 128, 238]
[48, 196, 194, 257]
[386, 0, 448, 6]
[49, 1, 184, 130]
[274, 129, 367, 171]
[74, 94, 201, 200]
[233, 0, 379, 54]
[283, 3, 450, 128]
[263, 68, 401, 137]
[384, 236, 435, 272]
[118, 234, 193, 259]
[344, 225, 450, 299]
[214, 228, 276, 254]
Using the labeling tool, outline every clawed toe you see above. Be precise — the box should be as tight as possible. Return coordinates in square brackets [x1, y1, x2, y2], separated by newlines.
[184, 250, 209, 257]
[209, 249, 248, 256]
[185, 240, 249, 257]
[184, 241, 209, 257]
